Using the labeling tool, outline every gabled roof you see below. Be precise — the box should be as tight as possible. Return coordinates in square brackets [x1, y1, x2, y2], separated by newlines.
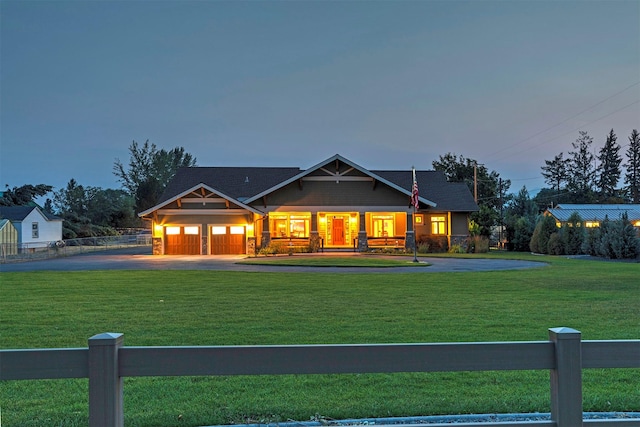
[139, 183, 265, 217]
[158, 166, 301, 204]
[243, 154, 437, 207]
[374, 170, 478, 212]
[0, 206, 60, 221]
[547, 204, 640, 222]
[146, 154, 479, 215]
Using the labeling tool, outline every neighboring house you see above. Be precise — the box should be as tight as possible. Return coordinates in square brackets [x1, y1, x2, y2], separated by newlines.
[139, 154, 479, 255]
[0, 206, 63, 250]
[545, 204, 640, 232]
[0, 219, 19, 257]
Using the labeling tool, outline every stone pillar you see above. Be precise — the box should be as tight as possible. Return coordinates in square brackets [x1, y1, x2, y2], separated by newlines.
[202, 224, 208, 255]
[357, 212, 368, 252]
[261, 215, 271, 248]
[405, 212, 416, 251]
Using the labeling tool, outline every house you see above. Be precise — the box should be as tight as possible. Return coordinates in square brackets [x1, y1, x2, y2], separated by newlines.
[139, 154, 478, 255]
[545, 204, 640, 231]
[0, 206, 63, 250]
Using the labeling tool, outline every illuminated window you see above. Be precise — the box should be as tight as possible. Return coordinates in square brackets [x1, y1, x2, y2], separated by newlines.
[585, 221, 599, 228]
[184, 227, 199, 235]
[431, 216, 446, 235]
[211, 226, 226, 235]
[166, 226, 180, 235]
[372, 214, 394, 237]
[414, 214, 423, 225]
[230, 226, 245, 235]
[289, 216, 309, 237]
[270, 213, 310, 238]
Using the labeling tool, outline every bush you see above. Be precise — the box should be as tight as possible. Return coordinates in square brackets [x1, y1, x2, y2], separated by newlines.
[547, 232, 564, 255]
[467, 236, 489, 253]
[530, 215, 557, 254]
[563, 212, 585, 255]
[416, 235, 448, 253]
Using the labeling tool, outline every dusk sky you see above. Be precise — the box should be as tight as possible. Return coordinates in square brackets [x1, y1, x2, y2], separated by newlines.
[1, 0, 639, 199]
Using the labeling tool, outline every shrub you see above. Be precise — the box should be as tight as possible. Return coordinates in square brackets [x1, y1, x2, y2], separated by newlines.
[416, 235, 448, 253]
[547, 232, 564, 255]
[563, 212, 585, 255]
[530, 215, 557, 254]
[467, 236, 489, 253]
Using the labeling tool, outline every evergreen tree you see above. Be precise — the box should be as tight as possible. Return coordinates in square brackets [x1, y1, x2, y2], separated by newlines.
[530, 214, 557, 254]
[541, 153, 570, 206]
[624, 129, 640, 203]
[504, 186, 537, 251]
[0, 184, 53, 206]
[567, 131, 596, 202]
[563, 212, 585, 255]
[596, 129, 622, 202]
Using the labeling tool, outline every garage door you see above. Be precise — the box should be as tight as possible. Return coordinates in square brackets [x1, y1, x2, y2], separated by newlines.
[165, 226, 200, 255]
[211, 226, 246, 255]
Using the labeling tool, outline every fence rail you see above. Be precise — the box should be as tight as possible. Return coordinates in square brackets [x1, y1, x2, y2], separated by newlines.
[0, 234, 151, 263]
[1, 328, 639, 427]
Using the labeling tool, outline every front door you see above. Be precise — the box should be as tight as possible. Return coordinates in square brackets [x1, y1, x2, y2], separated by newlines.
[332, 218, 345, 245]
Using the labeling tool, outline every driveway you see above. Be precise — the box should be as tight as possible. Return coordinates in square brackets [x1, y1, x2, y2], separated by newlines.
[0, 247, 547, 273]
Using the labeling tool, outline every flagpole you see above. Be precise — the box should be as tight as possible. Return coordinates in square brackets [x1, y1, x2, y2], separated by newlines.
[412, 167, 418, 263]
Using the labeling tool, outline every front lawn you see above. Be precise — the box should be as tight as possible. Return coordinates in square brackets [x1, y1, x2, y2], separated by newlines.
[1, 254, 638, 426]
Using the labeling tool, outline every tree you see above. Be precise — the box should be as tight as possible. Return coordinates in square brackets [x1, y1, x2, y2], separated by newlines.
[113, 140, 197, 212]
[432, 153, 510, 237]
[0, 184, 53, 206]
[624, 129, 640, 203]
[52, 179, 138, 238]
[562, 212, 585, 255]
[596, 129, 622, 202]
[541, 153, 570, 206]
[567, 131, 597, 203]
[530, 214, 557, 254]
[504, 186, 538, 251]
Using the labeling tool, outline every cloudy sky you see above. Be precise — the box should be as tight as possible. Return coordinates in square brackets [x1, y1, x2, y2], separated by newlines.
[1, 0, 638, 198]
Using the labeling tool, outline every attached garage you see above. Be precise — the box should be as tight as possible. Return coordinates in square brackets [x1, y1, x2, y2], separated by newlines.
[210, 226, 246, 255]
[165, 226, 201, 255]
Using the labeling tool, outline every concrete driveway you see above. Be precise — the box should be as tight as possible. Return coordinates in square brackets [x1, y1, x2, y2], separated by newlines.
[0, 247, 546, 273]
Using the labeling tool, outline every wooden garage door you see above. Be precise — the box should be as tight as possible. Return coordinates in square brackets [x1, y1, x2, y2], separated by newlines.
[211, 226, 245, 255]
[165, 227, 200, 255]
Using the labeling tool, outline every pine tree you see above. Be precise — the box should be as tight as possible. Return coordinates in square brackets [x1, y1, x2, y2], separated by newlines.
[596, 129, 622, 202]
[624, 129, 640, 203]
[567, 131, 596, 202]
[541, 153, 570, 205]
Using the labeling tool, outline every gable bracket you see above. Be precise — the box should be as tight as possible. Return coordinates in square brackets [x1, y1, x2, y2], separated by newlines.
[298, 179, 303, 190]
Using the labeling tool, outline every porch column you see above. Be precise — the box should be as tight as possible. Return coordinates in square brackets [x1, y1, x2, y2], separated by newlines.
[405, 212, 416, 251]
[261, 215, 271, 248]
[309, 212, 321, 252]
[357, 211, 368, 252]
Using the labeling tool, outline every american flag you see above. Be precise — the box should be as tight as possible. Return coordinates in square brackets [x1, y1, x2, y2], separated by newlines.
[411, 167, 419, 210]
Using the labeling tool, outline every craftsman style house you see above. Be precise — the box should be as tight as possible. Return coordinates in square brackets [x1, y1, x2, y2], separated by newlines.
[139, 154, 478, 255]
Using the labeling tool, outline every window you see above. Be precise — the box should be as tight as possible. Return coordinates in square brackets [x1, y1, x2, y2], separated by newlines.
[431, 216, 446, 235]
[211, 226, 226, 235]
[184, 227, 199, 235]
[372, 215, 394, 237]
[230, 226, 245, 235]
[166, 226, 180, 235]
[32, 222, 39, 239]
[585, 221, 599, 228]
[270, 213, 310, 238]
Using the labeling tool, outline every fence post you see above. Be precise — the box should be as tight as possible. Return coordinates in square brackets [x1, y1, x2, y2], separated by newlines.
[549, 327, 582, 427]
[88, 332, 124, 427]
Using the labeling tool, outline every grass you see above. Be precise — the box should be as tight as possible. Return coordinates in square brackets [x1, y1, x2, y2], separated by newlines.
[239, 254, 430, 267]
[0, 253, 639, 426]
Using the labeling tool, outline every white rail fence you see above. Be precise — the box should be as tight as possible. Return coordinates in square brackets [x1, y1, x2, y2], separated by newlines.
[1, 327, 639, 427]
